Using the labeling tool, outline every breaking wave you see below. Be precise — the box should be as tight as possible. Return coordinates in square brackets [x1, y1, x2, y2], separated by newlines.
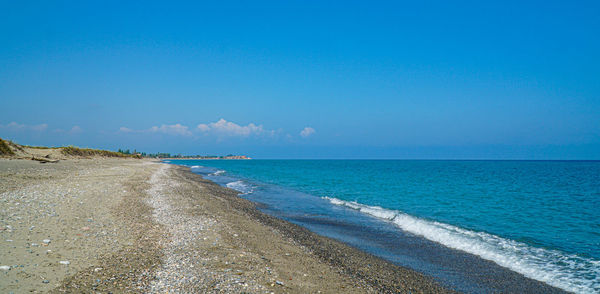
[226, 180, 254, 194]
[323, 197, 600, 294]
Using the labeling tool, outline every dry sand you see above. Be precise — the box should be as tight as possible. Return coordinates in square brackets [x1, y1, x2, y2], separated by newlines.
[0, 158, 450, 293]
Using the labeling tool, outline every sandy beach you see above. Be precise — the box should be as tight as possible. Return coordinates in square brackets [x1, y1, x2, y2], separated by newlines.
[1, 157, 450, 293]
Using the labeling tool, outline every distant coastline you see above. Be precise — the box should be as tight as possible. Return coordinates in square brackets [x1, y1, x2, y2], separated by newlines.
[0, 137, 251, 160]
[163, 155, 251, 160]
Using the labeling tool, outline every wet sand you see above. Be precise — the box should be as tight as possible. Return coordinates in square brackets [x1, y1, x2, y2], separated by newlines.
[1, 158, 449, 293]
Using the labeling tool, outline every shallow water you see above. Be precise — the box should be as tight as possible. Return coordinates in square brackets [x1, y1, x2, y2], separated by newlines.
[172, 160, 600, 293]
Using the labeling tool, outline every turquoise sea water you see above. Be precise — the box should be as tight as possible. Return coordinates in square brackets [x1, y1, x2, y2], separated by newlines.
[169, 160, 600, 293]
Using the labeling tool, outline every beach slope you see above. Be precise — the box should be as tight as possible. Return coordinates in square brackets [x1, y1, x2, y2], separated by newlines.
[0, 158, 449, 293]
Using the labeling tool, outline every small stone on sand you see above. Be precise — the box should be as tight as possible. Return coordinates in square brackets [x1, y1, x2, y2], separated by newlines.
[59, 260, 70, 265]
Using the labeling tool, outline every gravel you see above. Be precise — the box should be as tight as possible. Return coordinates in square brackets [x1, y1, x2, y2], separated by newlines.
[1, 158, 454, 293]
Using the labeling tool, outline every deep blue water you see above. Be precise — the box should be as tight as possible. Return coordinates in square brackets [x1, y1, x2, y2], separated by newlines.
[168, 159, 600, 293]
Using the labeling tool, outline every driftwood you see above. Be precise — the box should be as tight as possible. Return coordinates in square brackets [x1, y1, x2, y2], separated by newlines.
[31, 156, 59, 163]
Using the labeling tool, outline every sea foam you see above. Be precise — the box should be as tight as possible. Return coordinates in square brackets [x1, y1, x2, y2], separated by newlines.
[226, 180, 253, 194]
[323, 197, 600, 294]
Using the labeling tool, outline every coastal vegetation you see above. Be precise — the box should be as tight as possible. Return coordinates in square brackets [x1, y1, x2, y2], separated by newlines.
[23, 145, 52, 149]
[140, 153, 250, 159]
[1, 137, 248, 159]
[0, 137, 139, 159]
[114, 148, 250, 159]
[61, 146, 140, 158]
[0, 138, 15, 156]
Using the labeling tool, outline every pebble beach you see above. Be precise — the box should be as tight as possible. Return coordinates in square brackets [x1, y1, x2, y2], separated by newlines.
[0, 158, 450, 293]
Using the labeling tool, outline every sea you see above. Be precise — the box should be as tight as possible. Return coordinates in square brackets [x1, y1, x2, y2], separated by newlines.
[165, 159, 600, 293]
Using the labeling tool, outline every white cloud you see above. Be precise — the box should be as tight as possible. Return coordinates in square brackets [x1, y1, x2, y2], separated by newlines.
[54, 125, 83, 134]
[119, 127, 133, 133]
[197, 124, 210, 132]
[118, 119, 276, 139]
[197, 119, 271, 137]
[0, 122, 26, 130]
[149, 124, 192, 136]
[0, 122, 48, 132]
[31, 123, 48, 132]
[69, 126, 83, 134]
[118, 124, 192, 136]
[300, 127, 315, 138]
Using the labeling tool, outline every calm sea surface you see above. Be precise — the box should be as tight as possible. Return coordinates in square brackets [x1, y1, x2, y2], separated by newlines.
[168, 160, 600, 293]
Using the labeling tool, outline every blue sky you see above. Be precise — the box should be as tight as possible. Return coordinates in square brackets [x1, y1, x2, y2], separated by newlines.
[1, 1, 599, 159]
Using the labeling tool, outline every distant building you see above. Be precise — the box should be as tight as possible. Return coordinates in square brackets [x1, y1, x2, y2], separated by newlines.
[221, 155, 251, 160]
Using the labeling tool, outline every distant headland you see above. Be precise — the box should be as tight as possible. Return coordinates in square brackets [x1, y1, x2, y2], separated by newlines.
[122, 149, 251, 159]
[0, 137, 250, 161]
[161, 155, 251, 160]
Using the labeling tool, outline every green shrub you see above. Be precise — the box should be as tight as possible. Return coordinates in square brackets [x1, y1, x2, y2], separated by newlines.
[0, 138, 15, 156]
[61, 146, 137, 158]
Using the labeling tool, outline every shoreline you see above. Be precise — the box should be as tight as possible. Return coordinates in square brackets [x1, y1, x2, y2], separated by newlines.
[176, 161, 570, 294]
[1, 158, 449, 293]
[168, 164, 452, 293]
[0, 158, 569, 293]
